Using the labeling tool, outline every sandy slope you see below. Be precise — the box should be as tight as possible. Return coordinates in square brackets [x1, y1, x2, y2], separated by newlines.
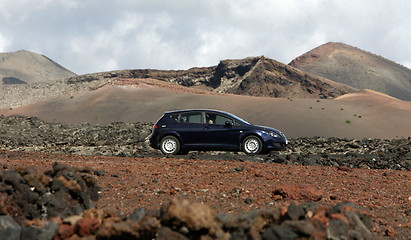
[1, 80, 411, 139]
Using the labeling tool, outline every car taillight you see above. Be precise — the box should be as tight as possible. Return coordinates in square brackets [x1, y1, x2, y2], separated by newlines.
[153, 125, 159, 129]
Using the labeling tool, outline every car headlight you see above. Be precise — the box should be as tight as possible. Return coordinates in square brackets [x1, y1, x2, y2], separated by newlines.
[268, 131, 279, 138]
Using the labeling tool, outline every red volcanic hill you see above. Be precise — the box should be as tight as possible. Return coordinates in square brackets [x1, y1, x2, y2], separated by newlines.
[213, 57, 356, 99]
[289, 42, 411, 101]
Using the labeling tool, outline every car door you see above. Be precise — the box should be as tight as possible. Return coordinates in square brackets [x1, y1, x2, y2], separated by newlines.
[203, 112, 242, 149]
[176, 111, 206, 146]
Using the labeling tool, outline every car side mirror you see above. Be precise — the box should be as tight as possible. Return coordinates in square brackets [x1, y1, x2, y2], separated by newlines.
[225, 121, 233, 127]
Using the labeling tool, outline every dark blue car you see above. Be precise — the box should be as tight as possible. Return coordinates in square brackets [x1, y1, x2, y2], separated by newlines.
[149, 109, 288, 155]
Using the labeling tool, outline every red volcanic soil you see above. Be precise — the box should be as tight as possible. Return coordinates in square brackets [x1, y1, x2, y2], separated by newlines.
[1, 150, 410, 239]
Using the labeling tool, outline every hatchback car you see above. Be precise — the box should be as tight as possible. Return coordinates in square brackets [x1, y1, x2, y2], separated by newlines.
[149, 109, 288, 155]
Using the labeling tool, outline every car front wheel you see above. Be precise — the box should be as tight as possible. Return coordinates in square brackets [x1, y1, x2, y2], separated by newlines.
[160, 136, 180, 155]
[242, 136, 263, 155]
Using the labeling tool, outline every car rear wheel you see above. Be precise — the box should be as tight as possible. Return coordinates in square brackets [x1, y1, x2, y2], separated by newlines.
[242, 136, 263, 155]
[160, 136, 180, 155]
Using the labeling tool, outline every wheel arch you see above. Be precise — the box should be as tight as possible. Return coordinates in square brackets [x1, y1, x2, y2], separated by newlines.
[159, 131, 182, 143]
[240, 132, 264, 143]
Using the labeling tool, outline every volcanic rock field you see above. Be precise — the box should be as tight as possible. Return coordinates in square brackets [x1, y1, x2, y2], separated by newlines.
[1, 115, 410, 171]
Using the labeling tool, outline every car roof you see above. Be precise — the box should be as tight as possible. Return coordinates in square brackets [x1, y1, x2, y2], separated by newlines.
[164, 109, 250, 124]
[165, 109, 230, 115]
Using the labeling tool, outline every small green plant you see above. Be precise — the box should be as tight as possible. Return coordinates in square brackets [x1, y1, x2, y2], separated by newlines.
[345, 120, 351, 124]
[316, 100, 320, 102]
[70, 96, 74, 99]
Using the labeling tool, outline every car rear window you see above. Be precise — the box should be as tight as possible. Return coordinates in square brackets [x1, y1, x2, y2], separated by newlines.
[170, 114, 179, 122]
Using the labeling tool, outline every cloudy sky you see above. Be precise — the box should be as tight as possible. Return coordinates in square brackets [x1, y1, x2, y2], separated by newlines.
[1, 0, 410, 74]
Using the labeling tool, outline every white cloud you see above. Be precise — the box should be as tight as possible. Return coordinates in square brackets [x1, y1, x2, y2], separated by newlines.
[60, 0, 79, 9]
[0, 33, 11, 52]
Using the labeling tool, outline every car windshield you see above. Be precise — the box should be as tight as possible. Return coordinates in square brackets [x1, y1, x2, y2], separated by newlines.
[224, 112, 251, 125]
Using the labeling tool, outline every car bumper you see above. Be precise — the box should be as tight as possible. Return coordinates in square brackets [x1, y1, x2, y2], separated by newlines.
[268, 142, 287, 150]
[264, 137, 288, 151]
[148, 133, 159, 149]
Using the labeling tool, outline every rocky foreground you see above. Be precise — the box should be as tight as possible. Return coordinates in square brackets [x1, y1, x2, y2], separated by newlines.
[0, 160, 377, 239]
[1, 115, 410, 171]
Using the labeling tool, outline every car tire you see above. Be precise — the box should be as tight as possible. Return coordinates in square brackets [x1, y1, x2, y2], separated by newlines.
[242, 136, 263, 155]
[160, 136, 180, 155]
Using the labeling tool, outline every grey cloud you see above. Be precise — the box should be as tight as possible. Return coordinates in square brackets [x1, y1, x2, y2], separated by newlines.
[1, 0, 411, 74]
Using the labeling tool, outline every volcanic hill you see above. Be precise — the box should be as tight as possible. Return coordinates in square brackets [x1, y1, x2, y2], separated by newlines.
[289, 42, 411, 101]
[0, 50, 76, 84]
[67, 56, 357, 99]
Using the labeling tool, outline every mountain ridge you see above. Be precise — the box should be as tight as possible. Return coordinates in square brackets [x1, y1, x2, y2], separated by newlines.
[66, 56, 357, 99]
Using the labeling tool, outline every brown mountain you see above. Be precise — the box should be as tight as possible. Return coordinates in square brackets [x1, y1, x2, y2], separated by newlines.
[67, 56, 357, 99]
[289, 42, 411, 101]
[0, 50, 76, 84]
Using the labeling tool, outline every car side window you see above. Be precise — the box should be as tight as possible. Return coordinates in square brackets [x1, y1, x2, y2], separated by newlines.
[205, 113, 215, 124]
[179, 112, 202, 124]
[215, 114, 232, 125]
[206, 113, 233, 125]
